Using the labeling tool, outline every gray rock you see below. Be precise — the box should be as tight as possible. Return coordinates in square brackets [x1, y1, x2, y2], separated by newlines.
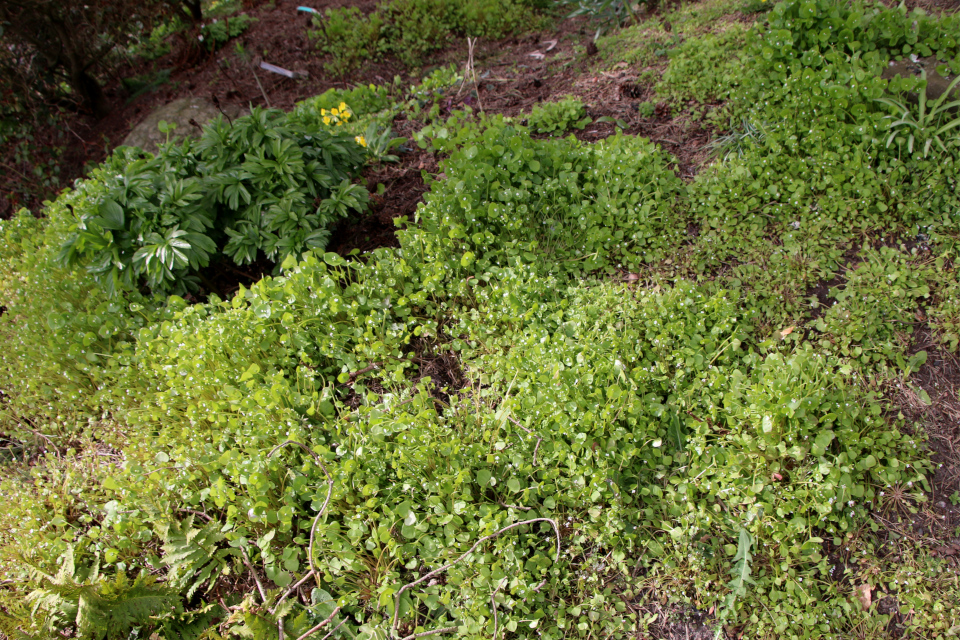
[881, 56, 960, 102]
[122, 97, 244, 153]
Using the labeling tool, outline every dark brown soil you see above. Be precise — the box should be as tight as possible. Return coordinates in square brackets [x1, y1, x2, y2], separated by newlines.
[417, 351, 465, 405]
[191, 255, 275, 300]
[638, 602, 719, 640]
[803, 243, 860, 322]
[328, 135, 434, 256]
[891, 329, 960, 537]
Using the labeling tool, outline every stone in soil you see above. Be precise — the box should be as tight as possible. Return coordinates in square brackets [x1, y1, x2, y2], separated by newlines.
[122, 96, 244, 153]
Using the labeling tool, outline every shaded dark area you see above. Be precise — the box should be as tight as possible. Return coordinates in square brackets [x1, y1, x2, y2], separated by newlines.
[896, 329, 960, 535]
[636, 602, 718, 640]
[328, 150, 432, 255]
[417, 351, 465, 405]
[188, 255, 275, 301]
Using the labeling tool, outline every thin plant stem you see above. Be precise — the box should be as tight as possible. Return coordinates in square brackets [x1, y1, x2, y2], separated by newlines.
[392, 518, 560, 629]
[399, 626, 459, 640]
[267, 440, 335, 637]
[296, 605, 342, 640]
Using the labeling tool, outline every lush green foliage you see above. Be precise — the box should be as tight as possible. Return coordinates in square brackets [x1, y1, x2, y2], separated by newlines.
[415, 112, 684, 273]
[3, 1, 960, 638]
[58, 108, 368, 295]
[876, 69, 960, 158]
[310, 0, 538, 71]
[524, 97, 592, 133]
[656, 26, 746, 105]
[756, 0, 960, 64]
[0, 207, 156, 446]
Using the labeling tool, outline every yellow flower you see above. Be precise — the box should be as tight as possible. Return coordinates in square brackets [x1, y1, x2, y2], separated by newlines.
[320, 108, 327, 115]
[323, 116, 331, 125]
[355, 135, 367, 147]
[339, 101, 348, 112]
[331, 107, 339, 116]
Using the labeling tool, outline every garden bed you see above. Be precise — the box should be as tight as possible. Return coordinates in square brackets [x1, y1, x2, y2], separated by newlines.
[2, 0, 960, 638]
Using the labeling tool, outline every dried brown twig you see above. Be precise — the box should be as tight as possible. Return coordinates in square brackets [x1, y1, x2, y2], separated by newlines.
[295, 605, 341, 640]
[273, 570, 316, 611]
[399, 626, 459, 640]
[240, 547, 268, 604]
[268, 440, 334, 582]
[491, 577, 508, 640]
[457, 37, 485, 113]
[319, 618, 347, 640]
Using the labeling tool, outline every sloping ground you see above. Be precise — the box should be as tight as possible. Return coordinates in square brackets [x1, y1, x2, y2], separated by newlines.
[2, 0, 960, 639]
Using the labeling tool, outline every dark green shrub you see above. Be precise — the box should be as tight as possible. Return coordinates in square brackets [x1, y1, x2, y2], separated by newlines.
[59, 108, 368, 295]
[0, 0, 182, 117]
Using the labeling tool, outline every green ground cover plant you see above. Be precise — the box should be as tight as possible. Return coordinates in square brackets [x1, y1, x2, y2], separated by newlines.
[656, 26, 746, 105]
[3, 1, 960, 638]
[655, 1, 960, 352]
[594, 0, 745, 69]
[523, 97, 592, 133]
[309, 0, 541, 72]
[413, 111, 685, 273]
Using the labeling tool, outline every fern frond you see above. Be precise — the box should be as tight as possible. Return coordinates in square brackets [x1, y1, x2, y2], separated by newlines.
[27, 569, 180, 640]
[75, 573, 180, 639]
[160, 515, 237, 598]
[0, 594, 42, 639]
[25, 585, 78, 633]
[154, 601, 227, 640]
